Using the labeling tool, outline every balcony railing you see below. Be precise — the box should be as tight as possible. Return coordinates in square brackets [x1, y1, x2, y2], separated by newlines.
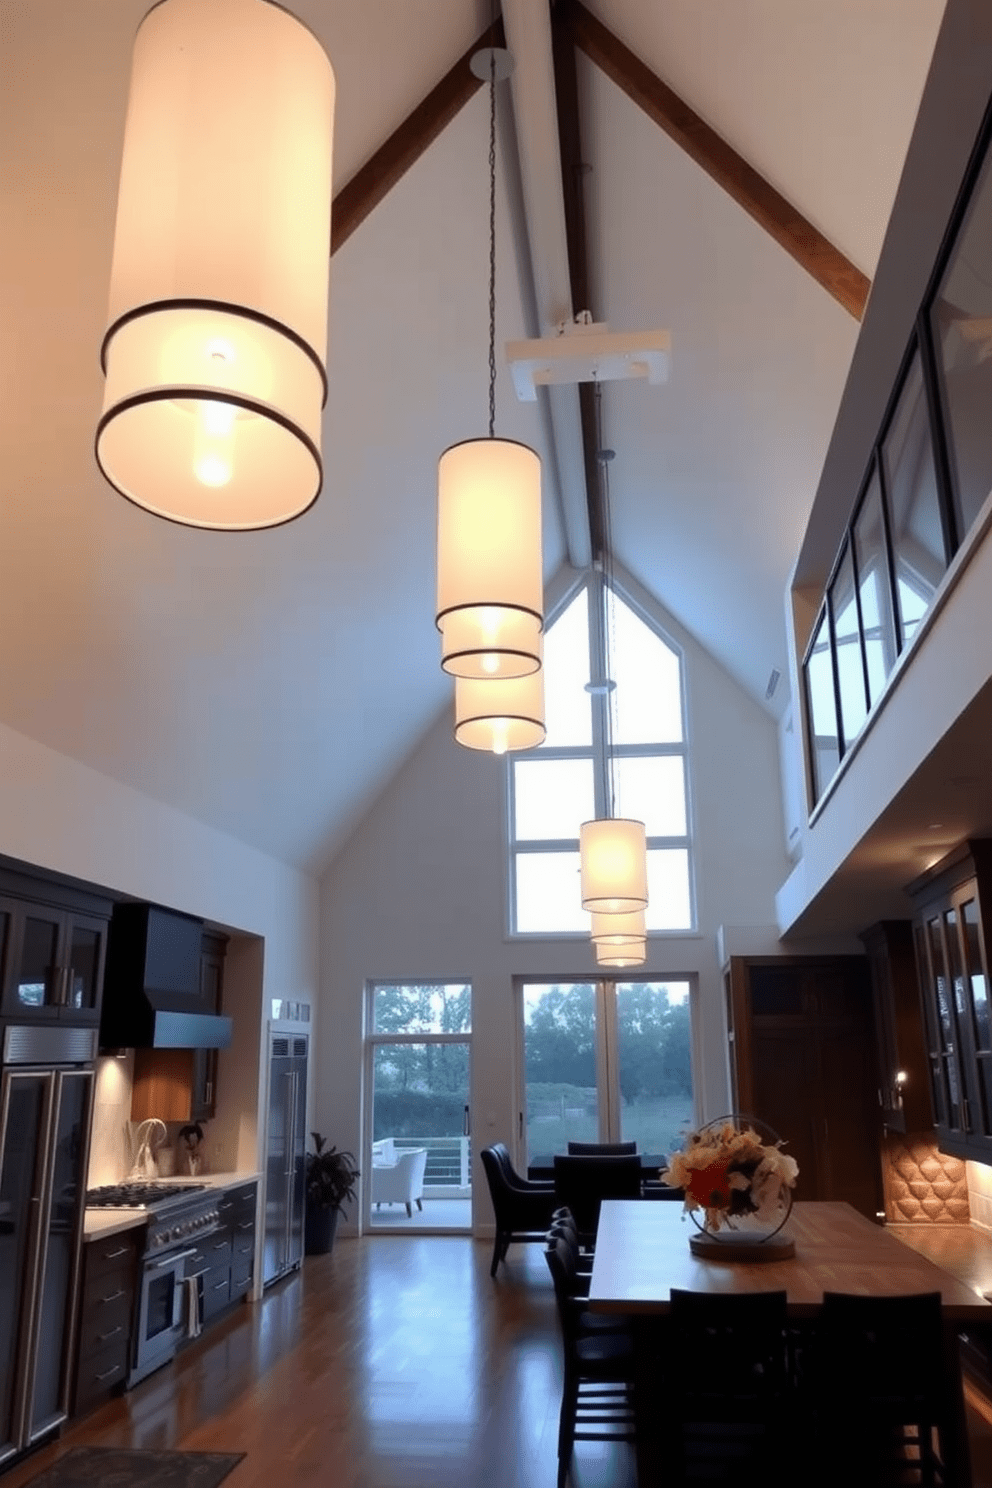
[379, 1135, 472, 1196]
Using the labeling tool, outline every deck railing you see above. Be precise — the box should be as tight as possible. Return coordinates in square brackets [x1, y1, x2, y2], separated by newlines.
[388, 1135, 471, 1196]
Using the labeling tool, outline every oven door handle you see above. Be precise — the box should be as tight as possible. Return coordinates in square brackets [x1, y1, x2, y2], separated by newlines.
[151, 1248, 199, 1268]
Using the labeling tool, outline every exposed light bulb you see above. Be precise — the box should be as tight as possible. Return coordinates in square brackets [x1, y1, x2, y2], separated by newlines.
[491, 719, 509, 755]
[193, 398, 236, 487]
[481, 653, 499, 674]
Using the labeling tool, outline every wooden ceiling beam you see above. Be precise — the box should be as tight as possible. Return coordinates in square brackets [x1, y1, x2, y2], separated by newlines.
[552, 0, 605, 561]
[571, 1, 870, 320]
[331, 17, 505, 256]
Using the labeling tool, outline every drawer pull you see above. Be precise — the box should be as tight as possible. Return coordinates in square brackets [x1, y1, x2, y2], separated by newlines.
[187, 1268, 208, 1280]
[100, 1289, 126, 1305]
[237, 1221, 254, 1230]
[101, 1246, 129, 1260]
[95, 1364, 122, 1383]
[212, 1240, 228, 1251]
[96, 1325, 123, 1343]
[212, 1279, 228, 1292]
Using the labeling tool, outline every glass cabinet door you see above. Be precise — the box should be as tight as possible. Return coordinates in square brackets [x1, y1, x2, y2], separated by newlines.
[62, 915, 107, 1020]
[3, 908, 62, 1020]
[958, 893, 992, 1139]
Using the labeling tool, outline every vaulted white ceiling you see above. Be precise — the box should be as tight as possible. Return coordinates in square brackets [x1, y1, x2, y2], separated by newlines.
[0, 0, 946, 873]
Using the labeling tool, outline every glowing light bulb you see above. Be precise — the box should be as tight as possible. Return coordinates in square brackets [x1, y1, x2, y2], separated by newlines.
[193, 399, 236, 487]
[481, 653, 499, 674]
[490, 719, 509, 755]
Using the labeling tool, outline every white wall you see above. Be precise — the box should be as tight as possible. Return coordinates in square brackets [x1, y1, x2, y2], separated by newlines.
[0, 719, 319, 1174]
[317, 577, 790, 1233]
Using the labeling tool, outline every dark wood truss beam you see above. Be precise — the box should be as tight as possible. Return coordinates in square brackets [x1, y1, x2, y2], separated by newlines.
[571, 1, 870, 319]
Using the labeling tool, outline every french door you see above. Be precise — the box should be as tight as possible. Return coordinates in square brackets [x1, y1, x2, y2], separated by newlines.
[518, 979, 694, 1168]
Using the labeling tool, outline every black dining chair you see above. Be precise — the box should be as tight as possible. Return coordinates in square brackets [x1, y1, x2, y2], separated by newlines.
[806, 1290, 957, 1487]
[659, 1287, 792, 1485]
[566, 1140, 638, 1155]
[479, 1143, 557, 1277]
[553, 1153, 643, 1242]
[544, 1233, 638, 1488]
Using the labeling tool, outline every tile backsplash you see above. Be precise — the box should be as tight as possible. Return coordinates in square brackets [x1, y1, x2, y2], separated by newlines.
[88, 1052, 137, 1186]
[966, 1158, 992, 1230]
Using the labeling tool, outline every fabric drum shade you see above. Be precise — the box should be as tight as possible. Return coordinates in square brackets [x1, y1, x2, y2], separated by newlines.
[580, 818, 648, 913]
[436, 438, 543, 677]
[96, 0, 335, 529]
[596, 938, 646, 968]
[454, 669, 545, 753]
[590, 908, 645, 945]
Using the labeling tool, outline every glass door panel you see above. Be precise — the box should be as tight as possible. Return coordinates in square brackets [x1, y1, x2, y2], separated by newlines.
[370, 1034, 471, 1231]
[522, 983, 599, 1166]
[64, 918, 104, 1014]
[28, 1069, 91, 1440]
[614, 982, 693, 1155]
[0, 1072, 50, 1463]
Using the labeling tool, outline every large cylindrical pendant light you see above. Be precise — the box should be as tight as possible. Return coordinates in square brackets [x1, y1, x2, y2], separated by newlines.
[580, 818, 648, 914]
[435, 44, 543, 680]
[590, 908, 645, 946]
[437, 438, 543, 678]
[96, 0, 334, 530]
[596, 939, 646, 969]
[455, 668, 545, 753]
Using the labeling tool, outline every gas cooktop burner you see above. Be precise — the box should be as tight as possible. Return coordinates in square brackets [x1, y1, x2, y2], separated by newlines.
[86, 1181, 208, 1208]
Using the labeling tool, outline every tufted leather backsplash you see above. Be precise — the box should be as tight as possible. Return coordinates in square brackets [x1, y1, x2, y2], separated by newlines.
[881, 1131, 970, 1223]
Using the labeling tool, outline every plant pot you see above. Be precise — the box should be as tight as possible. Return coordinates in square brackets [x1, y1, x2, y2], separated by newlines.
[305, 1203, 340, 1256]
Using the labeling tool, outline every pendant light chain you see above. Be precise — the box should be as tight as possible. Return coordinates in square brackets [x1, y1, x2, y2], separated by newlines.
[487, 46, 497, 440]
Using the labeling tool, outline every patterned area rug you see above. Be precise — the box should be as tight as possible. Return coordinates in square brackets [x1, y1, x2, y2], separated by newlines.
[21, 1448, 244, 1488]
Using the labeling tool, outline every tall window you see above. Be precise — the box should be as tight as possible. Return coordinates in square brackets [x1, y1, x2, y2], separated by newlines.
[509, 574, 693, 935]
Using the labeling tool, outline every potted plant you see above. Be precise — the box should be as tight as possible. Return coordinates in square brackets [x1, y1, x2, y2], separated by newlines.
[305, 1132, 359, 1255]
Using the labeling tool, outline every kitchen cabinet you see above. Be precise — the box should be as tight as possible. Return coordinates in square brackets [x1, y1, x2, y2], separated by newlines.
[860, 920, 932, 1134]
[908, 840, 992, 1162]
[191, 1180, 257, 1323]
[0, 869, 112, 1028]
[130, 932, 227, 1123]
[73, 1227, 140, 1418]
[726, 955, 884, 1220]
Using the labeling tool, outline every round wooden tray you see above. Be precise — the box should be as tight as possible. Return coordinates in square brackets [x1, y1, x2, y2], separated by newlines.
[689, 1231, 795, 1262]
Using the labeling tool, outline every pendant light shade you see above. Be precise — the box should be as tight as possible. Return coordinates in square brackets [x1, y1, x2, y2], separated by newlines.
[96, 0, 335, 530]
[437, 438, 543, 677]
[590, 908, 645, 946]
[580, 818, 648, 914]
[454, 668, 545, 753]
[596, 938, 646, 969]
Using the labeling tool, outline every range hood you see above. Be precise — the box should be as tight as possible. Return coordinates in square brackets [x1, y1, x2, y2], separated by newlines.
[100, 903, 233, 1050]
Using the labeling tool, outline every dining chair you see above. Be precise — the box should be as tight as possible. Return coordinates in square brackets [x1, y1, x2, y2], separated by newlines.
[544, 1234, 638, 1488]
[553, 1153, 643, 1242]
[659, 1287, 792, 1485]
[479, 1143, 557, 1277]
[566, 1140, 638, 1155]
[807, 1290, 956, 1487]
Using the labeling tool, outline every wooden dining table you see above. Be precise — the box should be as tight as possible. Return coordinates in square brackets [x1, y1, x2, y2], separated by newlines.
[587, 1199, 992, 1485]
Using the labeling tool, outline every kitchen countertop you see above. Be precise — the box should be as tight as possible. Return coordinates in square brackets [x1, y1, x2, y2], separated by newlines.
[889, 1222, 992, 1302]
[83, 1171, 261, 1242]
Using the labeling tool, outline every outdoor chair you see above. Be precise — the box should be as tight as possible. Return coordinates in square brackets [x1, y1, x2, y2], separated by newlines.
[479, 1143, 557, 1276]
[371, 1147, 427, 1217]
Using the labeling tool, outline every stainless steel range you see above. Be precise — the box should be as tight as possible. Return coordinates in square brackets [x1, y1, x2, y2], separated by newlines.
[85, 1182, 223, 1385]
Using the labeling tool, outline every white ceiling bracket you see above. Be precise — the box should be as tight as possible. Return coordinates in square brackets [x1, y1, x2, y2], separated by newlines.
[507, 320, 672, 403]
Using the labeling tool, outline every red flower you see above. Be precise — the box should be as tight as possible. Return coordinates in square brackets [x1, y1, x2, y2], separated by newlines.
[685, 1159, 732, 1210]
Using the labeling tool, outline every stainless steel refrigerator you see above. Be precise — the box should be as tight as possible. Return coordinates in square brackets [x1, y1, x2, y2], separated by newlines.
[0, 1025, 95, 1468]
[262, 1031, 307, 1287]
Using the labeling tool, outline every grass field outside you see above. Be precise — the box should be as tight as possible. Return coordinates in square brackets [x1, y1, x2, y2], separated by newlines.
[526, 1091, 694, 1164]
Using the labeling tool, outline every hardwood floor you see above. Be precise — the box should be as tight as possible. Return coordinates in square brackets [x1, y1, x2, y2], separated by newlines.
[4, 1235, 992, 1487]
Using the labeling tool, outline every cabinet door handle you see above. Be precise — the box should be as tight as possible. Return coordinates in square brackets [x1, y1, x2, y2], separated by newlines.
[205, 1081, 213, 1105]
[212, 1278, 228, 1292]
[237, 1221, 254, 1230]
[96, 1325, 123, 1343]
[100, 1289, 126, 1304]
[95, 1364, 123, 1383]
[102, 1246, 129, 1261]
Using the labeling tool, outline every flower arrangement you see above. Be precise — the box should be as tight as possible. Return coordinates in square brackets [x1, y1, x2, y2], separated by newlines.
[661, 1118, 798, 1236]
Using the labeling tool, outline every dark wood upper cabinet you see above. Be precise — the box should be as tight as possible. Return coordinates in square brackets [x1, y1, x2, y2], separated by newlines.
[860, 920, 933, 1134]
[0, 869, 112, 1028]
[726, 955, 883, 1221]
[907, 840, 992, 1162]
